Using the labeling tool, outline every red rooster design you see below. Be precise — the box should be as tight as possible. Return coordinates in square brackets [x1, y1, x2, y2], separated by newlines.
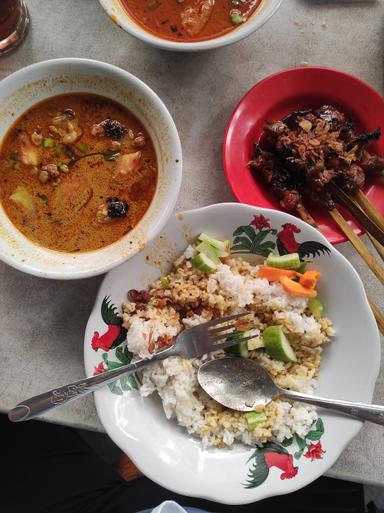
[91, 297, 127, 352]
[244, 442, 298, 488]
[276, 223, 330, 259]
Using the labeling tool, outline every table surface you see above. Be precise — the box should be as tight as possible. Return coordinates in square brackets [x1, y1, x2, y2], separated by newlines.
[1, 0, 384, 487]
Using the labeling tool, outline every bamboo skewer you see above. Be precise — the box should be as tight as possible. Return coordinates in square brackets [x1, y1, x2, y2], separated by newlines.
[329, 208, 384, 285]
[328, 182, 384, 246]
[296, 203, 318, 228]
[368, 300, 384, 335]
[367, 233, 384, 263]
[353, 189, 384, 233]
[295, 204, 384, 335]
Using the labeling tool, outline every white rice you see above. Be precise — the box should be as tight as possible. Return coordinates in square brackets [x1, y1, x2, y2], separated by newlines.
[124, 254, 333, 448]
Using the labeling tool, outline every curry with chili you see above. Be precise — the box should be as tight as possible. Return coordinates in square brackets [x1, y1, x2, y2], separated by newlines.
[120, 0, 262, 42]
[0, 93, 157, 252]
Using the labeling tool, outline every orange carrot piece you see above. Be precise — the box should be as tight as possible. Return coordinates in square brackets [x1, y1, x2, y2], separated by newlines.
[299, 270, 321, 289]
[280, 275, 317, 297]
[257, 267, 299, 282]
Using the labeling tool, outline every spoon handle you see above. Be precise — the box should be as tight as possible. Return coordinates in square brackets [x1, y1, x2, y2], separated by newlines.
[282, 390, 384, 426]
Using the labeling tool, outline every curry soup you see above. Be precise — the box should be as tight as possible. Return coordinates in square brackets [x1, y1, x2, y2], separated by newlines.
[120, 0, 262, 42]
[0, 93, 157, 253]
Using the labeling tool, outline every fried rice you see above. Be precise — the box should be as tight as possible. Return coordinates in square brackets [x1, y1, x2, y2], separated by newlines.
[122, 246, 334, 448]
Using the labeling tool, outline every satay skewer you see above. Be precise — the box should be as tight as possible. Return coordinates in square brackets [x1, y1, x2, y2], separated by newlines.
[352, 189, 384, 233]
[367, 233, 384, 263]
[328, 182, 384, 246]
[367, 300, 384, 335]
[295, 203, 384, 335]
[295, 203, 318, 228]
[328, 208, 384, 286]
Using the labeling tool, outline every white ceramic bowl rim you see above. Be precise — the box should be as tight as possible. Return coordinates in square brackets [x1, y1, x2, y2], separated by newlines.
[0, 58, 182, 279]
[98, 0, 284, 51]
[84, 202, 380, 504]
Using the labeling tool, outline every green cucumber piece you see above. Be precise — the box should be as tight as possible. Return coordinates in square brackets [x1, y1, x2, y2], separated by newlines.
[266, 252, 301, 270]
[191, 252, 217, 273]
[247, 335, 265, 350]
[308, 297, 324, 319]
[245, 411, 267, 429]
[297, 260, 308, 274]
[195, 241, 221, 263]
[198, 233, 230, 255]
[263, 325, 297, 362]
[228, 340, 249, 358]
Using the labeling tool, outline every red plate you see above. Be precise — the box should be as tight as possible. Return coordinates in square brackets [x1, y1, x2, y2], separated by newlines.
[223, 66, 384, 244]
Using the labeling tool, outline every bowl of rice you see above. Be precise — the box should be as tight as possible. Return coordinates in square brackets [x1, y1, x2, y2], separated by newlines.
[84, 202, 380, 504]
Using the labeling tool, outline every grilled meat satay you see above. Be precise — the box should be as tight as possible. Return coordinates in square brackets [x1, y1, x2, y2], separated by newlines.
[359, 151, 384, 176]
[249, 144, 302, 211]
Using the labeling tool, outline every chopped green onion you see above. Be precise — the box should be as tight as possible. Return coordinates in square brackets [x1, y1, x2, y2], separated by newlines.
[54, 144, 62, 157]
[9, 152, 18, 162]
[230, 13, 244, 25]
[59, 164, 70, 173]
[76, 144, 88, 153]
[160, 276, 171, 289]
[245, 411, 267, 430]
[43, 138, 55, 148]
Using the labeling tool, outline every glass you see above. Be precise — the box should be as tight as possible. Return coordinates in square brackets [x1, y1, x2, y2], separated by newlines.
[0, 0, 29, 55]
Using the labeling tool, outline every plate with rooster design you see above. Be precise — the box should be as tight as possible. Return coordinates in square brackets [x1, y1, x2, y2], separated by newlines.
[84, 202, 380, 504]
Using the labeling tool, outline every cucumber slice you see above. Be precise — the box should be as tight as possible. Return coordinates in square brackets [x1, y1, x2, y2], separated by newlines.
[198, 233, 230, 255]
[247, 336, 265, 350]
[191, 252, 217, 273]
[308, 297, 324, 319]
[263, 325, 297, 362]
[195, 241, 221, 263]
[245, 411, 267, 429]
[266, 252, 301, 270]
[228, 340, 249, 358]
[297, 260, 308, 274]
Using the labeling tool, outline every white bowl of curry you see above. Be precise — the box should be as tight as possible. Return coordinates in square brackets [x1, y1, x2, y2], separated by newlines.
[99, 0, 283, 51]
[0, 58, 182, 279]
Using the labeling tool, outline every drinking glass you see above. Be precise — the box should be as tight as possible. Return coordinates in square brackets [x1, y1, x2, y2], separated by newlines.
[0, 0, 30, 55]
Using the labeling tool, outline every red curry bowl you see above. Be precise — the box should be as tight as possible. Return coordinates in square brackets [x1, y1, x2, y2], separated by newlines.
[223, 66, 384, 244]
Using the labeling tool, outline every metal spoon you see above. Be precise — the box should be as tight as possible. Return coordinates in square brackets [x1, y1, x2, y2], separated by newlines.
[198, 357, 384, 426]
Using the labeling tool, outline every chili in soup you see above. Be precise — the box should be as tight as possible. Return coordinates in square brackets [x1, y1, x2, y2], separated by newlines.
[0, 93, 157, 253]
[120, 0, 262, 42]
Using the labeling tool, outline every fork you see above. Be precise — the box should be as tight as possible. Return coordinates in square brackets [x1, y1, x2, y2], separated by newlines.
[8, 312, 254, 422]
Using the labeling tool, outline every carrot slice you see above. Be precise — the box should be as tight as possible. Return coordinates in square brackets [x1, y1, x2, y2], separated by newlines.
[299, 270, 321, 289]
[257, 267, 299, 282]
[280, 275, 317, 297]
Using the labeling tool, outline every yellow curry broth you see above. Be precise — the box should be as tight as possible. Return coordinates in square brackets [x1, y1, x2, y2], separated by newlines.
[0, 94, 157, 252]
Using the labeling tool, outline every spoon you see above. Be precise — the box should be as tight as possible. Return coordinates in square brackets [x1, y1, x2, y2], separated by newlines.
[198, 357, 384, 426]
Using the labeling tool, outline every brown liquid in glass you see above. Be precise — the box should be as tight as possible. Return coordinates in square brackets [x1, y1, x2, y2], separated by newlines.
[0, 0, 21, 41]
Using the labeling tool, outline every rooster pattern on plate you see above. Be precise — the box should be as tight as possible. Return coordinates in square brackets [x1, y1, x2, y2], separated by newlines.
[90, 214, 328, 487]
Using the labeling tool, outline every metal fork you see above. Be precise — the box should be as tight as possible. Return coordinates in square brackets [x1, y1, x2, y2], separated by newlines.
[8, 312, 254, 422]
